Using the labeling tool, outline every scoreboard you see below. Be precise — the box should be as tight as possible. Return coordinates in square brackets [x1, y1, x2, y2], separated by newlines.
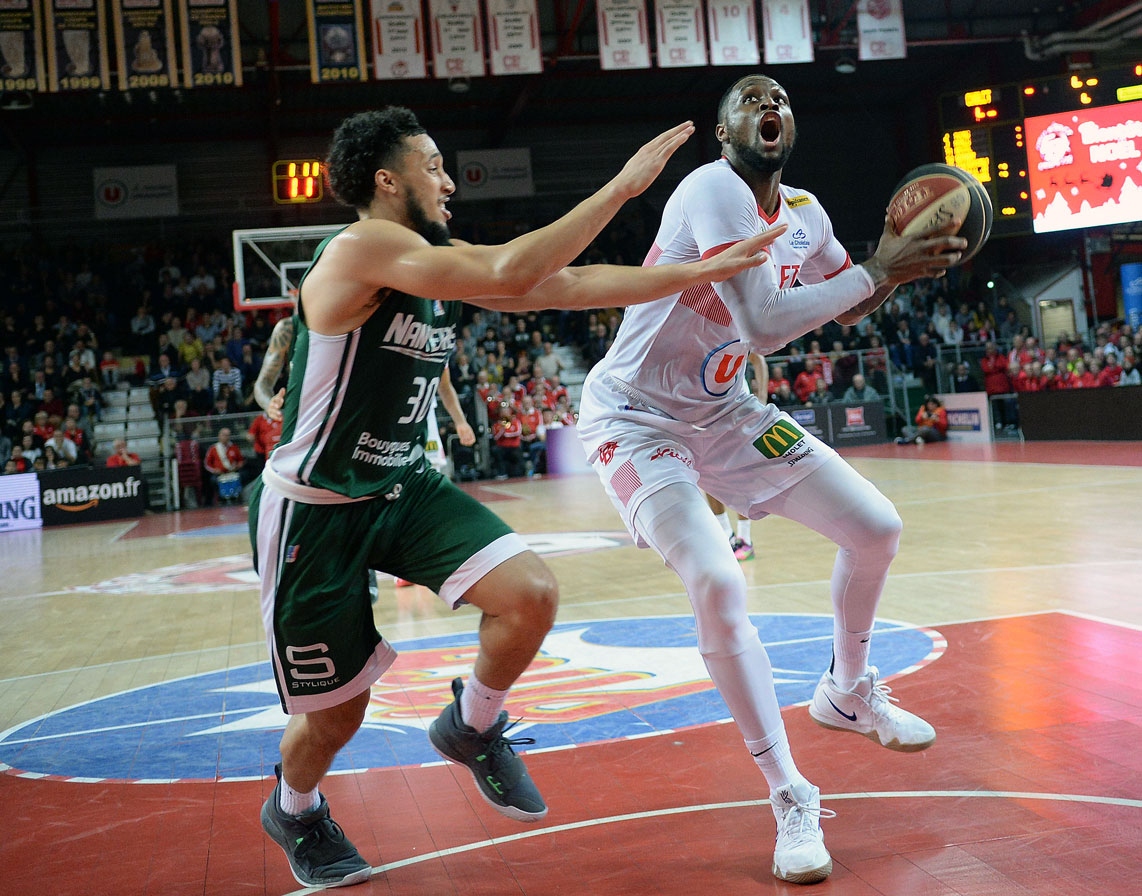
[938, 62, 1142, 236]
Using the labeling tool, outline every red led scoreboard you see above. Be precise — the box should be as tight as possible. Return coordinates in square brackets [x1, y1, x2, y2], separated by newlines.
[939, 62, 1142, 237]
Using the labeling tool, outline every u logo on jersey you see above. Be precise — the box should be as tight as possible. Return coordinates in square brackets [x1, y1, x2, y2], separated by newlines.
[701, 339, 749, 397]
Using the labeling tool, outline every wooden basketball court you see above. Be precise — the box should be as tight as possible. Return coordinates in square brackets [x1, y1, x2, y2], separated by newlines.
[2, 440, 1141, 895]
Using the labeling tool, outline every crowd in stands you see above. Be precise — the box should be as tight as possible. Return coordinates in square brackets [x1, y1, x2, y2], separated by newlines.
[2, 230, 1140, 480]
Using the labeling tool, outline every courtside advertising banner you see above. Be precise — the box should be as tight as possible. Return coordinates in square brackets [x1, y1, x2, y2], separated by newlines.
[369, 0, 427, 79]
[485, 0, 541, 76]
[827, 400, 887, 446]
[0, 472, 41, 532]
[938, 391, 992, 442]
[178, 0, 242, 88]
[112, 0, 179, 90]
[0, 0, 47, 92]
[1026, 99, 1142, 234]
[44, 0, 111, 92]
[39, 466, 147, 526]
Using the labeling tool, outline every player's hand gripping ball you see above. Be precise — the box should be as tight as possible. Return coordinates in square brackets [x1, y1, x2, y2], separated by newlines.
[888, 163, 993, 264]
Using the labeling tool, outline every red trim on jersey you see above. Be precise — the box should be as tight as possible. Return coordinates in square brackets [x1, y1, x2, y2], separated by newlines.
[679, 282, 733, 327]
[700, 240, 739, 260]
[823, 256, 854, 280]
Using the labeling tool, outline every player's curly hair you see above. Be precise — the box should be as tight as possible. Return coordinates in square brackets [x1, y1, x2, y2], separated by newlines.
[325, 107, 427, 209]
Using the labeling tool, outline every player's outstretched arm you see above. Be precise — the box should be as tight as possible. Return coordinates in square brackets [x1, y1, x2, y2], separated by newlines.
[717, 220, 965, 354]
[476, 226, 786, 312]
[836, 217, 966, 324]
[337, 123, 696, 305]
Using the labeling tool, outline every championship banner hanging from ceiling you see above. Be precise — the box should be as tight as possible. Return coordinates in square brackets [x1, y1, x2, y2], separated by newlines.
[0, 0, 47, 92]
[44, 0, 111, 92]
[177, 0, 242, 88]
[761, 0, 812, 64]
[653, 0, 706, 68]
[111, 0, 179, 90]
[429, 0, 485, 79]
[307, 0, 368, 83]
[369, 0, 427, 79]
[707, 0, 759, 66]
[485, 0, 541, 76]
[857, 0, 906, 61]
[596, 0, 651, 70]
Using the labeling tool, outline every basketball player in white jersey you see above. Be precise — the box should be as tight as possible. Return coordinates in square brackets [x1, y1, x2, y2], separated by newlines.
[577, 74, 967, 884]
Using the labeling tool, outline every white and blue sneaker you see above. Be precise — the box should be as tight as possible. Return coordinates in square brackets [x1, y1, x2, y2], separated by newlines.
[771, 781, 835, 884]
[809, 666, 936, 752]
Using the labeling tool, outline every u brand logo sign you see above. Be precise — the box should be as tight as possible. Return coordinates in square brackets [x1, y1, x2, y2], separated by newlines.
[701, 339, 749, 397]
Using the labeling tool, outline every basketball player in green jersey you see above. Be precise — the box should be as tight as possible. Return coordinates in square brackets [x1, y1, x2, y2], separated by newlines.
[249, 106, 785, 889]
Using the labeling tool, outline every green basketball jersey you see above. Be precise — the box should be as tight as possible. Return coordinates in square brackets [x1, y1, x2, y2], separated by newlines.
[268, 235, 461, 500]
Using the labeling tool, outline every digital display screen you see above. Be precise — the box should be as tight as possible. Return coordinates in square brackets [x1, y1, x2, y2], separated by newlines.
[938, 63, 1142, 236]
[1024, 99, 1142, 234]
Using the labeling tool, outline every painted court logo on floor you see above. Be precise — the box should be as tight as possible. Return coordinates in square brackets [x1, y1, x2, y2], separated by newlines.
[0, 615, 943, 784]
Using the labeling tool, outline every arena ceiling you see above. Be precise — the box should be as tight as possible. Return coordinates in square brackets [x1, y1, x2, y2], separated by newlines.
[1, 1, 1139, 149]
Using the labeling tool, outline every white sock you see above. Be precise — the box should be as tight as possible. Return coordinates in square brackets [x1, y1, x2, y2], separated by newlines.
[745, 730, 801, 793]
[460, 674, 508, 733]
[279, 774, 320, 816]
[714, 511, 733, 538]
[831, 624, 872, 690]
[736, 518, 753, 545]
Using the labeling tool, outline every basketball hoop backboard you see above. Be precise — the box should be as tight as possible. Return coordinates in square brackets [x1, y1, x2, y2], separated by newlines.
[232, 224, 343, 310]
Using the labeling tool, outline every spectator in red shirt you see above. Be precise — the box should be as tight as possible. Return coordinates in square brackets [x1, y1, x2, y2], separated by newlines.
[475, 369, 500, 420]
[247, 411, 283, 478]
[204, 426, 247, 504]
[1069, 360, 1097, 388]
[32, 410, 55, 443]
[1097, 355, 1122, 388]
[546, 372, 569, 408]
[61, 417, 92, 464]
[518, 395, 545, 474]
[1012, 362, 1042, 393]
[979, 341, 1013, 429]
[767, 363, 791, 398]
[106, 437, 141, 468]
[490, 402, 524, 480]
[793, 357, 824, 404]
[979, 342, 1011, 395]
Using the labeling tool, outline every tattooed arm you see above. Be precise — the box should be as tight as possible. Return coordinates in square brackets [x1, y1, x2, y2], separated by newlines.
[253, 316, 295, 422]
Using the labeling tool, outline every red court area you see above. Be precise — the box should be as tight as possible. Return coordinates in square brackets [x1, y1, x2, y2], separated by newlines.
[6, 611, 1141, 896]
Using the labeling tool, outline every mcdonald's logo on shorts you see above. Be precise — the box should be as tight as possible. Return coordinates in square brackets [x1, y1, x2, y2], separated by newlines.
[753, 420, 807, 459]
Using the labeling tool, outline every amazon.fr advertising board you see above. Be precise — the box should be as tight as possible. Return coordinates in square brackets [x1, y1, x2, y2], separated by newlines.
[0, 467, 147, 532]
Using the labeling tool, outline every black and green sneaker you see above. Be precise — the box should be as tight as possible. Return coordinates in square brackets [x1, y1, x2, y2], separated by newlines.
[260, 764, 372, 889]
[428, 678, 548, 822]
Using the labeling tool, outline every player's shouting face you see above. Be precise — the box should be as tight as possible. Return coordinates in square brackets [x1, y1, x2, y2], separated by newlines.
[716, 75, 797, 176]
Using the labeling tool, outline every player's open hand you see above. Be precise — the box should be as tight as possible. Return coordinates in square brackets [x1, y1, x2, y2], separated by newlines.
[700, 224, 788, 282]
[865, 216, 967, 287]
[267, 387, 285, 423]
[610, 121, 696, 199]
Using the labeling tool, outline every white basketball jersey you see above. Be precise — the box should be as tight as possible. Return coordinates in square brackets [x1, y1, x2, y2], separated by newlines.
[587, 159, 850, 425]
